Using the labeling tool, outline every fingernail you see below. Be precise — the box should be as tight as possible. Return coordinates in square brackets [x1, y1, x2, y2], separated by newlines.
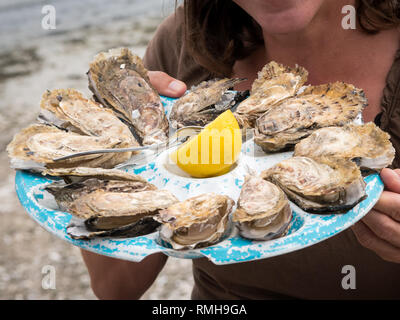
[168, 80, 184, 92]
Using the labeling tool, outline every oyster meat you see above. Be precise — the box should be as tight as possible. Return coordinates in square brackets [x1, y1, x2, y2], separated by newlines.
[261, 157, 367, 214]
[156, 193, 234, 250]
[169, 78, 248, 129]
[293, 123, 395, 171]
[7, 87, 139, 172]
[39, 88, 138, 166]
[39, 89, 137, 145]
[233, 175, 292, 240]
[46, 169, 177, 239]
[234, 61, 308, 129]
[88, 47, 169, 145]
[254, 82, 367, 152]
[42, 166, 150, 183]
[6, 124, 123, 171]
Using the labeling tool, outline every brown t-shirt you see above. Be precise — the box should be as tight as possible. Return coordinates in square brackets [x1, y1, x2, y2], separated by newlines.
[144, 7, 400, 299]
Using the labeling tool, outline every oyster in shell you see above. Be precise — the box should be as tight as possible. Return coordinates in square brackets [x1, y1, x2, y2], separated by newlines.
[6, 124, 123, 171]
[88, 47, 169, 145]
[38, 88, 138, 166]
[42, 166, 150, 183]
[169, 78, 248, 129]
[46, 172, 177, 239]
[293, 123, 395, 171]
[254, 82, 367, 152]
[233, 175, 292, 240]
[156, 193, 234, 250]
[234, 61, 308, 129]
[39, 88, 137, 145]
[261, 157, 367, 214]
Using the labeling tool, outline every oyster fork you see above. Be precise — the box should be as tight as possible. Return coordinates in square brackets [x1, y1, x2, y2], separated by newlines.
[53, 126, 203, 162]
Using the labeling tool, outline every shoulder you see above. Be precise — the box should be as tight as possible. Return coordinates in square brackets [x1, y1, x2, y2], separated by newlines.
[143, 7, 184, 74]
[143, 6, 211, 87]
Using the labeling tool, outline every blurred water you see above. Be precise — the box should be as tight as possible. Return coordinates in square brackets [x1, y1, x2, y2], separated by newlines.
[0, 0, 176, 50]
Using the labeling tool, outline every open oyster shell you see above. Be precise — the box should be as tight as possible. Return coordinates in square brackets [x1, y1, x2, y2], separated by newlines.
[261, 157, 367, 214]
[46, 170, 177, 239]
[46, 183, 163, 222]
[42, 166, 150, 183]
[233, 175, 292, 240]
[7, 87, 140, 172]
[293, 123, 395, 171]
[39, 88, 138, 165]
[254, 82, 367, 152]
[66, 216, 161, 240]
[156, 193, 234, 250]
[39, 88, 137, 145]
[6, 124, 123, 171]
[234, 61, 308, 129]
[169, 78, 248, 129]
[88, 47, 169, 145]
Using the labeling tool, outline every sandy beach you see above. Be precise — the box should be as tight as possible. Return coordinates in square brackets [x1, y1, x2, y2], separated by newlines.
[0, 0, 194, 300]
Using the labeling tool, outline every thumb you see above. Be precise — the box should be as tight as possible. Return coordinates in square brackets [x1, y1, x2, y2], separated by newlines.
[380, 168, 400, 193]
[148, 71, 187, 98]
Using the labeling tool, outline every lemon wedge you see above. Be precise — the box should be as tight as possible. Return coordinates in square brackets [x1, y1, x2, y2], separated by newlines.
[170, 110, 242, 178]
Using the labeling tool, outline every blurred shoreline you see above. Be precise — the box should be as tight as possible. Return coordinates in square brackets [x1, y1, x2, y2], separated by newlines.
[0, 0, 175, 51]
[0, 0, 194, 300]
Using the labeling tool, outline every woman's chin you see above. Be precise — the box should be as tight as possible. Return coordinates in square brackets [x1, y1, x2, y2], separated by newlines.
[237, 0, 327, 35]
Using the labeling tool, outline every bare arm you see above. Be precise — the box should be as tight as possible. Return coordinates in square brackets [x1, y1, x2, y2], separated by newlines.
[80, 72, 186, 300]
[81, 250, 168, 299]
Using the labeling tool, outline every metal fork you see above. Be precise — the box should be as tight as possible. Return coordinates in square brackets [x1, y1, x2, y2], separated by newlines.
[52, 126, 203, 162]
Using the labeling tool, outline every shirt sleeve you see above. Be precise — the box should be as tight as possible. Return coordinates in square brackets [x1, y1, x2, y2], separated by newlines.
[143, 6, 211, 87]
[143, 7, 184, 77]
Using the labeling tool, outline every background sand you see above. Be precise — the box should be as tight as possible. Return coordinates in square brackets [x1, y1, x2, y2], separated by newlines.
[0, 0, 194, 299]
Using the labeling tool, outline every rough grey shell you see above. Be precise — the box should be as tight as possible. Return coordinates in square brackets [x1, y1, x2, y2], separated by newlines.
[6, 124, 123, 172]
[156, 193, 234, 250]
[45, 169, 177, 239]
[88, 47, 169, 145]
[293, 123, 395, 171]
[40, 88, 137, 165]
[261, 157, 367, 214]
[254, 82, 368, 152]
[233, 175, 292, 240]
[41, 166, 149, 184]
[7, 88, 138, 172]
[38, 88, 137, 145]
[234, 61, 308, 129]
[169, 78, 248, 129]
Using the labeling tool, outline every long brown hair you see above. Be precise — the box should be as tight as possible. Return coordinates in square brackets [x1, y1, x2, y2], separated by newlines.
[183, 0, 400, 76]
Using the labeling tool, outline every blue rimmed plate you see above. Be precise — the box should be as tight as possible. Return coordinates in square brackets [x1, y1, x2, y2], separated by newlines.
[13, 96, 383, 265]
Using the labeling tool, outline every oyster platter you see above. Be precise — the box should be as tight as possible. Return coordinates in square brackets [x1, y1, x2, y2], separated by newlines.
[9, 48, 395, 264]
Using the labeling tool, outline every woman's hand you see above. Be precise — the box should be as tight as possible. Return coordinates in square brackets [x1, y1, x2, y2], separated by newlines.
[352, 168, 400, 263]
[148, 71, 187, 97]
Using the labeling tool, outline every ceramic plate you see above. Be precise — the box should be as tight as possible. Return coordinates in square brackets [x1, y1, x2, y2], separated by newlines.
[13, 96, 383, 265]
